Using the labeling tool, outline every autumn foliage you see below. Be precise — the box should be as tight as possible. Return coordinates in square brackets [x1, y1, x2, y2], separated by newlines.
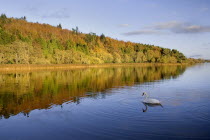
[0, 14, 189, 64]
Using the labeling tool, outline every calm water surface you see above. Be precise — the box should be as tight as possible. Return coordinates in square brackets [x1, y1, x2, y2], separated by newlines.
[0, 64, 210, 140]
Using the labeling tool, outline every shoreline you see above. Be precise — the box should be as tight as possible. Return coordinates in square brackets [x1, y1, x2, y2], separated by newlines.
[0, 63, 190, 72]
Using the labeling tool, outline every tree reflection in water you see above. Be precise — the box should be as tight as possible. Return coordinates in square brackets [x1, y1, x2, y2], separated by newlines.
[0, 65, 188, 119]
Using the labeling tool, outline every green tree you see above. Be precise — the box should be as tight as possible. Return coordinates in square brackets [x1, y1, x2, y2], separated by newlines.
[100, 33, 106, 43]
[0, 13, 7, 19]
[57, 23, 62, 29]
[0, 29, 16, 45]
[113, 52, 122, 63]
[135, 51, 146, 63]
[162, 48, 171, 56]
[72, 26, 79, 34]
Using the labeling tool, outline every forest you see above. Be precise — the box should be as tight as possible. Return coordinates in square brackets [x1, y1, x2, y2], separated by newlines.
[0, 14, 203, 64]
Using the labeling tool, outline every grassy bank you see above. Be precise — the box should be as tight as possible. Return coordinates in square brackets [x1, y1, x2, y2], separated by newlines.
[0, 63, 190, 72]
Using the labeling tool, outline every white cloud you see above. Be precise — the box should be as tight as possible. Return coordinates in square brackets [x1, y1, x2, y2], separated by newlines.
[152, 21, 182, 29]
[118, 24, 130, 27]
[201, 7, 209, 12]
[123, 21, 210, 36]
[122, 30, 160, 35]
[41, 8, 70, 19]
[189, 54, 203, 58]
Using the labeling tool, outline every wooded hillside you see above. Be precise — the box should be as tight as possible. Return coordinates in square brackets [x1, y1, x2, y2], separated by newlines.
[0, 14, 189, 64]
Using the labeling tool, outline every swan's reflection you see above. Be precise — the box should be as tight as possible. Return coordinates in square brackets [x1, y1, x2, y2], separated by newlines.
[142, 102, 163, 112]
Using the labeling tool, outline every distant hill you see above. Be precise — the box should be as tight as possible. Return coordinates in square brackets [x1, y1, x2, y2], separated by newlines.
[0, 14, 201, 64]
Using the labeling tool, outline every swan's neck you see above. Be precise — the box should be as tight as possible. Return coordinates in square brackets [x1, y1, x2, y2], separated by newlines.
[144, 93, 149, 99]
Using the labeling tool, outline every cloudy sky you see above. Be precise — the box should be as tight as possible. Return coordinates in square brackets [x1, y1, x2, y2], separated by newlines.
[1, 0, 210, 59]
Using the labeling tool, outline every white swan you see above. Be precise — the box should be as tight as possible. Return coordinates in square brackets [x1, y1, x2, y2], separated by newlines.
[142, 92, 161, 104]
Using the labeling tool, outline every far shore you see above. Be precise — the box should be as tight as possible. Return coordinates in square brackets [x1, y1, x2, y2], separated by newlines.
[0, 63, 191, 72]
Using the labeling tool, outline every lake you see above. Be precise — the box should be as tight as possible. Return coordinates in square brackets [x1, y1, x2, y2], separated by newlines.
[0, 64, 210, 140]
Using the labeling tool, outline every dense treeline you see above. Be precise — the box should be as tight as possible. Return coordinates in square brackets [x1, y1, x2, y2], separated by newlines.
[0, 14, 200, 64]
[0, 65, 187, 118]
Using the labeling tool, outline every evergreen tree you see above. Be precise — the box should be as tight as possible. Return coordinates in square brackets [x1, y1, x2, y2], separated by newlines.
[57, 23, 62, 29]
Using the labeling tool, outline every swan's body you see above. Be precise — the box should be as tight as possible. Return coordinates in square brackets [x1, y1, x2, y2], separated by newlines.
[143, 98, 161, 104]
[142, 92, 161, 104]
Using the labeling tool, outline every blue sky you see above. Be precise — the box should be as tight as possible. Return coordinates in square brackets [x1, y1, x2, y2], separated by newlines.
[1, 0, 210, 59]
